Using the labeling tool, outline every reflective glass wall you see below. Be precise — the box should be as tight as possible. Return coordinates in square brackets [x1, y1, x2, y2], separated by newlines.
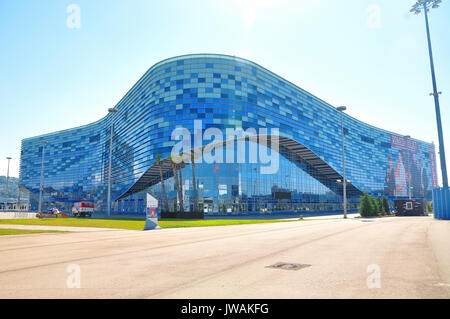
[144, 140, 360, 216]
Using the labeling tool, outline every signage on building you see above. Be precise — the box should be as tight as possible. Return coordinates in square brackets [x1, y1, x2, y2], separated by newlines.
[390, 135, 419, 152]
[429, 145, 438, 189]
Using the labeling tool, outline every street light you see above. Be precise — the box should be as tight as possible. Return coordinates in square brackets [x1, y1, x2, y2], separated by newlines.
[4, 157, 11, 211]
[411, 0, 448, 188]
[337, 106, 348, 219]
[38, 141, 47, 213]
[107, 108, 118, 217]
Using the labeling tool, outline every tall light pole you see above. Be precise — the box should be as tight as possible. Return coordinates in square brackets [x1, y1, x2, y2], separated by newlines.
[337, 106, 348, 219]
[107, 108, 118, 216]
[411, 0, 448, 188]
[38, 141, 47, 213]
[4, 157, 12, 210]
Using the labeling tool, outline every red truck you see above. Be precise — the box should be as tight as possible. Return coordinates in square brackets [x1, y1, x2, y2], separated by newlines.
[72, 201, 94, 218]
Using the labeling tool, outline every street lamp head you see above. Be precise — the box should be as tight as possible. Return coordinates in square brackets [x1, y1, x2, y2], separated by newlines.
[337, 106, 347, 112]
[411, 0, 442, 14]
[42, 140, 48, 145]
[108, 108, 118, 113]
[6, 157, 12, 160]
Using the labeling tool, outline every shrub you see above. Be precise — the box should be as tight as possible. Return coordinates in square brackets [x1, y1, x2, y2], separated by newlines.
[382, 196, 390, 215]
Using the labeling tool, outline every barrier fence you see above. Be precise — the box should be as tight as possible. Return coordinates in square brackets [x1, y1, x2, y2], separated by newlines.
[433, 187, 450, 220]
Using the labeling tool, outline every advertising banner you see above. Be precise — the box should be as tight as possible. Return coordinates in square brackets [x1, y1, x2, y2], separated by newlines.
[429, 145, 438, 189]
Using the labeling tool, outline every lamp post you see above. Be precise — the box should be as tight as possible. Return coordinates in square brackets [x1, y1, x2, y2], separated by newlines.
[410, 0, 448, 188]
[107, 108, 118, 217]
[337, 106, 347, 219]
[4, 157, 11, 210]
[38, 141, 47, 213]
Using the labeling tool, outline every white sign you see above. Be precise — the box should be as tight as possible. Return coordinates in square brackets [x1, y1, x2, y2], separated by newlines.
[219, 184, 227, 196]
[146, 193, 158, 208]
[144, 193, 160, 230]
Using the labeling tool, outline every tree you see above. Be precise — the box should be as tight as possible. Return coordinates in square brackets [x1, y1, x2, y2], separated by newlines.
[177, 162, 184, 213]
[156, 155, 169, 213]
[382, 196, 390, 215]
[191, 152, 198, 213]
[168, 156, 183, 214]
[427, 201, 433, 213]
[368, 195, 377, 216]
[376, 196, 383, 216]
[359, 193, 373, 217]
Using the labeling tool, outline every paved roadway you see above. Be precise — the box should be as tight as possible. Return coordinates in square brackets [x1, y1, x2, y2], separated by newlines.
[0, 216, 449, 299]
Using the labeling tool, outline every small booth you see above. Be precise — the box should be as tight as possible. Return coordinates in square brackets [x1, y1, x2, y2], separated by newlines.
[394, 199, 427, 216]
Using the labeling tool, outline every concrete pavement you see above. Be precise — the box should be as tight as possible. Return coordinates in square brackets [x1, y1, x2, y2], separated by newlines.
[0, 224, 121, 232]
[0, 216, 449, 299]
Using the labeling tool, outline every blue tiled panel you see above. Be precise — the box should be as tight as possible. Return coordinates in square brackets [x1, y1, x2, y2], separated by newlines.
[19, 54, 436, 214]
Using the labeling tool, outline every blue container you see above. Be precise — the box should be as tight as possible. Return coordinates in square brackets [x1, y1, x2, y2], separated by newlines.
[433, 187, 450, 220]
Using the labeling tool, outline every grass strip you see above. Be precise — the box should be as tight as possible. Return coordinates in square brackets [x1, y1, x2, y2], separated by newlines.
[0, 217, 298, 230]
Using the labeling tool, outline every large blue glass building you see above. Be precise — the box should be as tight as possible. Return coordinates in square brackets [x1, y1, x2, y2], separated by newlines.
[19, 54, 438, 215]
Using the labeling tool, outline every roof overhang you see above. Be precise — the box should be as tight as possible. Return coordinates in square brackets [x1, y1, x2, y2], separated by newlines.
[117, 135, 363, 200]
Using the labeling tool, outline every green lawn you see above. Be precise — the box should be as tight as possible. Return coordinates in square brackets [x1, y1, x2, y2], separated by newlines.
[159, 218, 296, 229]
[0, 217, 298, 230]
[0, 228, 65, 236]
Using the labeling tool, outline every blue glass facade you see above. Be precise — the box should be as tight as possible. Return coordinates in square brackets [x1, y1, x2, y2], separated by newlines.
[19, 54, 438, 215]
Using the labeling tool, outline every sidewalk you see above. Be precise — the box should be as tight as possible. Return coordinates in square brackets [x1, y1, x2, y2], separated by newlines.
[205, 213, 360, 220]
[0, 224, 122, 232]
[305, 213, 359, 220]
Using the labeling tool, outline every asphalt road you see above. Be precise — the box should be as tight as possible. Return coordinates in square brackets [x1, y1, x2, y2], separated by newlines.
[0, 216, 449, 299]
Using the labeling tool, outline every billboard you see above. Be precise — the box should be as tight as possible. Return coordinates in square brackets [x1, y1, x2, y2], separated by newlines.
[385, 135, 431, 198]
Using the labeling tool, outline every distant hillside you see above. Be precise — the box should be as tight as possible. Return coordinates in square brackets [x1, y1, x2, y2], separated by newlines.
[0, 176, 20, 199]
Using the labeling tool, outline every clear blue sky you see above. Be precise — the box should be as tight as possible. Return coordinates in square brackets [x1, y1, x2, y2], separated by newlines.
[1, 0, 449, 185]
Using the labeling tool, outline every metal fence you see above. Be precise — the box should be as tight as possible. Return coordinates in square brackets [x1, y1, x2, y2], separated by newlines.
[0, 212, 37, 219]
[433, 187, 450, 220]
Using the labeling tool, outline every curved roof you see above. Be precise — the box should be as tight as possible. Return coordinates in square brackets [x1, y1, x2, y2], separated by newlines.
[24, 54, 428, 144]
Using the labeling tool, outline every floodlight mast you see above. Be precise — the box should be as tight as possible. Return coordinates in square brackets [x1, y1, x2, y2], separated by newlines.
[410, 0, 448, 188]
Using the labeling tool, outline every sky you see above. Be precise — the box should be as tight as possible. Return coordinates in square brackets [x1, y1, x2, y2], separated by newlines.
[0, 0, 449, 185]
